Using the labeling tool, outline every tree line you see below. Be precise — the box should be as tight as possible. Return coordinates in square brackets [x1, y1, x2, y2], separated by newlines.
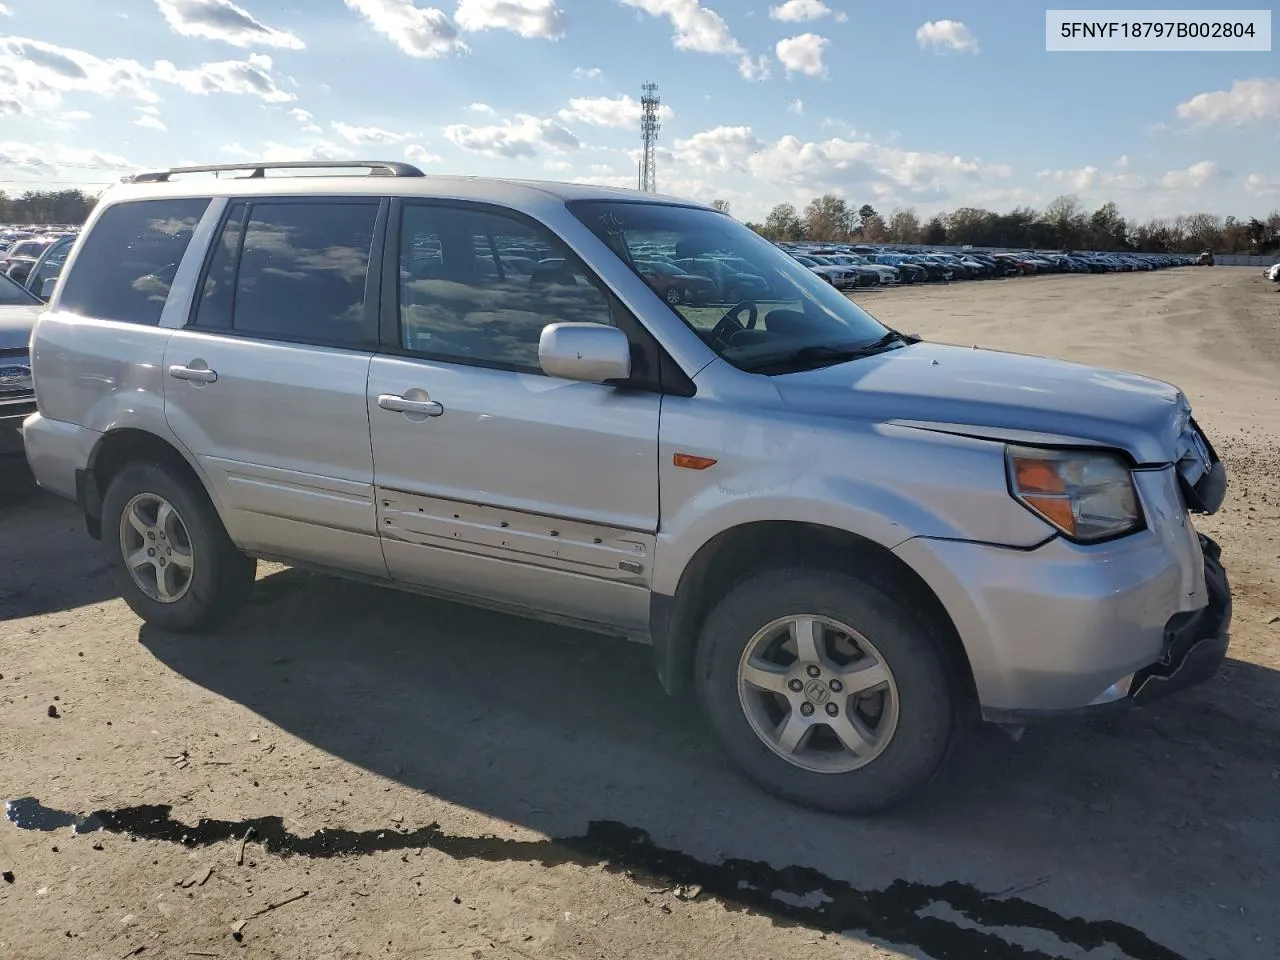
[0, 189, 97, 226]
[728, 193, 1280, 255]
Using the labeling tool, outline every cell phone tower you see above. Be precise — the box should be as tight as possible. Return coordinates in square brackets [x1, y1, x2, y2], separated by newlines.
[639, 82, 661, 193]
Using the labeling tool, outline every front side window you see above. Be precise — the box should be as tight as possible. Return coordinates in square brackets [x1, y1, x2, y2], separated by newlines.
[58, 198, 210, 325]
[398, 204, 613, 373]
[571, 200, 897, 374]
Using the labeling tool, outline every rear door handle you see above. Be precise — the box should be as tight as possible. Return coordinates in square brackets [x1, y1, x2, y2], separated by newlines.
[377, 394, 444, 417]
[168, 364, 217, 384]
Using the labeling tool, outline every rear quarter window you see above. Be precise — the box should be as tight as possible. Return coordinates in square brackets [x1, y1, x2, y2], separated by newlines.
[58, 198, 210, 326]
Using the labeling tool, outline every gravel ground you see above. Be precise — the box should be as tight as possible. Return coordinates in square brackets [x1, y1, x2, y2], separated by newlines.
[1, 267, 1277, 960]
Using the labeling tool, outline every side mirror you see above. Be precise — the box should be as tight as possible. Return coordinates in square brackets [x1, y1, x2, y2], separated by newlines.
[538, 322, 631, 383]
[40, 276, 58, 300]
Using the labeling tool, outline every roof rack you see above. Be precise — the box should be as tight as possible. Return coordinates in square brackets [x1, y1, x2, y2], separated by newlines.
[122, 160, 426, 184]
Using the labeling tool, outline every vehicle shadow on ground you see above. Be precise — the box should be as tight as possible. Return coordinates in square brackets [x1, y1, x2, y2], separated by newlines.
[140, 566, 1280, 960]
[0, 481, 118, 619]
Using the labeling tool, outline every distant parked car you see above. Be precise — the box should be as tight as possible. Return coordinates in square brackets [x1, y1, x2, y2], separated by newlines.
[0, 272, 41, 473]
[673, 257, 769, 302]
[792, 254, 857, 289]
[1196, 251, 1214, 266]
[1266, 262, 1280, 283]
[636, 259, 716, 305]
[2, 238, 52, 285]
[24, 233, 75, 301]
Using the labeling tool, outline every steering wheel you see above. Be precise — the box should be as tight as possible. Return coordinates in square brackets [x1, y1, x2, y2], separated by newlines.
[711, 300, 759, 345]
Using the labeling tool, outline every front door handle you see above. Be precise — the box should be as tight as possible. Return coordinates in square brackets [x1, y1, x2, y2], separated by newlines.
[169, 364, 217, 384]
[377, 394, 444, 417]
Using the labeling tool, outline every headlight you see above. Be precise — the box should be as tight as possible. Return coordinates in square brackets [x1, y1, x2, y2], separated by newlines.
[1006, 445, 1142, 542]
[0, 352, 32, 395]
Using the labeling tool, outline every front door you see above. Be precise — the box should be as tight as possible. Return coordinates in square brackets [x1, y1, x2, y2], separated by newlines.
[368, 201, 660, 633]
[163, 197, 387, 577]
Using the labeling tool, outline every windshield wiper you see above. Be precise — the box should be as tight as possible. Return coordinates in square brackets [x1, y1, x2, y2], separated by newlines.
[744, 331, 910, 374]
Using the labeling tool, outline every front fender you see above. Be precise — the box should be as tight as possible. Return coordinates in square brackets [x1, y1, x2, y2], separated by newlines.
[652, 408, 1054, 595]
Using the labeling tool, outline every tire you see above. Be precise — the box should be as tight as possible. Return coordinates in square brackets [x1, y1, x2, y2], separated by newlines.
[102, 461, 256, 633]
[695, 567, 955, 814]
[664, 286, 682, 306]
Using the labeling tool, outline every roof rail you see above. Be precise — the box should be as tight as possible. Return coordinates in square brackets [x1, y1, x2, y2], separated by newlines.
[121, 160, 426, 183]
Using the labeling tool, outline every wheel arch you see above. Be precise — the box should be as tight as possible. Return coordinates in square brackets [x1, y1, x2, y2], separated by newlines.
[650, 520, 978, 710]
[80, 428, 213, 540]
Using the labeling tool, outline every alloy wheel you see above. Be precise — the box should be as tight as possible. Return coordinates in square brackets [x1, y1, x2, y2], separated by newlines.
[737, 615, 899, 774]
[119, 492, 195, 603]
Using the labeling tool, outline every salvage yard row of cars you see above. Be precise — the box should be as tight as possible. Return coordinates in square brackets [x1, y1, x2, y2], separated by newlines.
[779, 244, 1199, 290]
[0, 225, 79, 300]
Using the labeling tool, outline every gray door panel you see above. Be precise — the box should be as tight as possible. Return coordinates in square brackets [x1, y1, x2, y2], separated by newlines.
[368, 355, 659, 626]
[163, 331, 387, 577]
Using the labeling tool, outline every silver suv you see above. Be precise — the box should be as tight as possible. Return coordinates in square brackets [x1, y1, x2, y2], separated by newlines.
[23, 161, 1232, 813]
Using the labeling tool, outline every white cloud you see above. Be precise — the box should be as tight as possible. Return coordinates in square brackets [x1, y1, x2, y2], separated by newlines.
[1037, 165, 1148, 193]
[343, 0, 468, 57]
[769, 0, 845, 23]
[154, 0, 305, 49]
[467, 101, 496, 114]
[0, 40, 297, 109]
[619, 0, 774, 80]
[404, 143, 442, 163]
[544, 160, 572, 172]
[0, 36, 156, 108]
[618, 0, 741, 54]
[221, 139, 355, 162]
[0, 4, 11, 14]
[289, 107, 322, 132]
[738, 53, 770, 81]
[0, 142, 137, 178]
[674, 126, 763, 173]
[1176, 78, 1280, 127]
[1245, 173, 1280, 196]
[776, 33, 828, 77]
[558, 94, 672, 128]
[152, 53, 294, 102]
[916, 19, 979, 54]
[444, 113, 580, 158]
[573, 66, 602, 80]
[133, 112, 167, 130]
[331, 121, 414, 144]
[1117, 154, 1130, 169]
[788, 98, 804, 115]
[454, 0, 565, 38]
[664, 125, 1013, 211]
[1160, 160, 1229, 190]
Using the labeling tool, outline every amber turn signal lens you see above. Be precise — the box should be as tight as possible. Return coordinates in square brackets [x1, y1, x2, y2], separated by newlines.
[674, 453, 717, 471]
[1013, 458, 1066, 495]
[1021, 495, 1076, 534]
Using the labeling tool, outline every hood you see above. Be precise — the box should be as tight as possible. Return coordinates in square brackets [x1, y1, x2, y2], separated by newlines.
[0, 303, 41, 351]
[774, 341, 1187, 464]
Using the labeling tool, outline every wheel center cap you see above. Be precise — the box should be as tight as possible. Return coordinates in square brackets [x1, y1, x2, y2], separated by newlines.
[803, 679, 829, 705]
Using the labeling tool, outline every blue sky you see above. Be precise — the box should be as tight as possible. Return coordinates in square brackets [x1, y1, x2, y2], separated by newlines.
[0, 0, 1276, 223]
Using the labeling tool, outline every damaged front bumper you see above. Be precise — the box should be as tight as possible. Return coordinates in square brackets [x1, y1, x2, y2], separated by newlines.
[1129, 534, 1232, 705]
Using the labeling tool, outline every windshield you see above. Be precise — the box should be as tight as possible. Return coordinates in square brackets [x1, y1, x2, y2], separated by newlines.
[569, 201, 889, 372]
[0, 272, 39, 305]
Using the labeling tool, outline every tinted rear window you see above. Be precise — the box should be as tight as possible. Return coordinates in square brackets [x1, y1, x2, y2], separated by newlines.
[59, 198, 210, 325]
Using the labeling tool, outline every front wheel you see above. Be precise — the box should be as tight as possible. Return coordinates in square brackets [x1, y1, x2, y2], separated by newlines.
[695, 568, 955, 814]
[102, 462, 256, 632]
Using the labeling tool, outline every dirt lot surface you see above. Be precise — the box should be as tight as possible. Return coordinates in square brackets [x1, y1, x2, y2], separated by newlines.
[2, 267, 1278, 960]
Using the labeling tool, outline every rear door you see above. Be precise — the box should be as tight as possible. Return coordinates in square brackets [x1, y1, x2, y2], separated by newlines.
[163, 197, 388, 577]
[366, 200, 661, 633]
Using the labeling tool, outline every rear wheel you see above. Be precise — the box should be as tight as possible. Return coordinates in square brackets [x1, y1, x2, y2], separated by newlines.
[695, 568, 955, 814]
[102, 462, 256, 632]
[664, 286, 683, 306]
